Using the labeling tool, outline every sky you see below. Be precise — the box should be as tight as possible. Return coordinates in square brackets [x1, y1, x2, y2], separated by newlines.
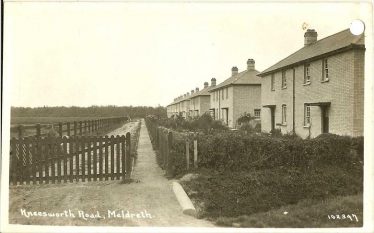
[4, 1, 369, 107]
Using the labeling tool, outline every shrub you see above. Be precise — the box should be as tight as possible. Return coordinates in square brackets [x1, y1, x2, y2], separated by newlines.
[237, 112, 256, 125]
[181, 166, 363, 219]
[147, 113, 227, 132]
[171, 132, 364, 174]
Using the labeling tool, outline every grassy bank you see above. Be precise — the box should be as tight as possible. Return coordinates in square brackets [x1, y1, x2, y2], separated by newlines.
[215, 194, 362, 227]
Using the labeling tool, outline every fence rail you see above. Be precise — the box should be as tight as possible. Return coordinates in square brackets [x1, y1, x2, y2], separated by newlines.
[9, 133, 132, 185]
[10, 117, 128, 139]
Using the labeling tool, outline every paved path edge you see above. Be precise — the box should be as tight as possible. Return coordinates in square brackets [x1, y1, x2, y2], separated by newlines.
[172, 181, 197, 217]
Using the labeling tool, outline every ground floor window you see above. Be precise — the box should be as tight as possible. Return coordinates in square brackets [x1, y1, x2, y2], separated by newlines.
[210, 109, 215, 119]
[304, 104, 311, 126]
[254, 109, 261, 118]
[282, 104, 287, 124]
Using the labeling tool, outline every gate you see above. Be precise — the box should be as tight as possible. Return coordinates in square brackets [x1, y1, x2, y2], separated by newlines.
[9, 133, 132, 185]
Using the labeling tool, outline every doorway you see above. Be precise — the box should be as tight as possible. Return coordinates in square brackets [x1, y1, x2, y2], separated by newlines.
[321, 106, 329, 133]
[270, 107, 275, 131]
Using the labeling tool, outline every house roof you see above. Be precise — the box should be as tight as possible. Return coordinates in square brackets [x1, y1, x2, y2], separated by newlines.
[209, 69, 261, 92]
[189, 86, 213, 98]
[258, 29, 365, 76]
[168, 95, 191, 106]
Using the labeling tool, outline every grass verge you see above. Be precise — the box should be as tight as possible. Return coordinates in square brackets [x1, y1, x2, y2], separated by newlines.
[215, 194, 362, 228]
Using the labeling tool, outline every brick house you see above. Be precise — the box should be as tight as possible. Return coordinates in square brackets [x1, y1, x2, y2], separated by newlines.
[167, 93, 191, 118]
[167, 98, 178, 118]
[258, 29, 365, 138]
[209, 59, 262, 128]
[188, 78, 217, 118]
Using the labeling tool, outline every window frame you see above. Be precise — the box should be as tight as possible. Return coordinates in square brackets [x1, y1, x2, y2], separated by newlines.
[271, 74, 275, 91]
[304, 104, 311, 126]
[322, 58, 329, 82]
[226, 88, 229, 99]
[304, 64, 311, 84]
[281, 104, 287, 124]
[281, 70, 287, 89]
[254, 109, 261, 118]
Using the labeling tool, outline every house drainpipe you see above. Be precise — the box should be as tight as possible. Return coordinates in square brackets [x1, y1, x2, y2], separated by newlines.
[292, 68, 296, 134]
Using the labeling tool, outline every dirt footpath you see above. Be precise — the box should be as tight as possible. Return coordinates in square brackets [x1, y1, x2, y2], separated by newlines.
[8, 119, 214, 227]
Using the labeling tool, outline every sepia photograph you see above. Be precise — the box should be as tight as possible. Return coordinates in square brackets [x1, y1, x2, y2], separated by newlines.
[1, 1, 373, 233]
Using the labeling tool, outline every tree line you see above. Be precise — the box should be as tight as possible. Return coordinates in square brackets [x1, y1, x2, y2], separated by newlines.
[11, 106, 167, 118]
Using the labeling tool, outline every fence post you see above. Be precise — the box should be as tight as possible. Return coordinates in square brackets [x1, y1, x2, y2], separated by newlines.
[36, 124, 41, 138]
[186, 139, 190, 170]
[59, 122, 63, 137]
[74, 122, 77, 136]
[194, 136, 198, 169]
[125, 132, 132, 180]
[18, 125, 23, 139]
[167, 131, 173, 176]
[67, 122, 71, 136]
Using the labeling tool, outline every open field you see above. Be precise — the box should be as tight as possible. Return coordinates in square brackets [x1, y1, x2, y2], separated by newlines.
[11, 116, 110, 126]
[10, 116, 130, 138]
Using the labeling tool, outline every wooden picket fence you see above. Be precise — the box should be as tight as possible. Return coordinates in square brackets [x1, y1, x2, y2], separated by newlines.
[9, 133, 132, 185]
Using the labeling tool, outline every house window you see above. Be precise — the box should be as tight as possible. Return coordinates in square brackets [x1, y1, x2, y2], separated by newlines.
[322, 58, 329, 81]
[226, 88, 229, 99]
[222, 89, 224, 100]
[271, 74, 275, 91]
[281, 70, 287, 89]
[254, 109, 261, 118]
[304, 64, 311, 84]
[282, 104, 287, 124]
[304, 104, 311, 126]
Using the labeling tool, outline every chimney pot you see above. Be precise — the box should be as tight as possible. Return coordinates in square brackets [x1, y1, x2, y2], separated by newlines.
[211, 78, 216, 86]
[195, 87, 199, 92]
[231, 66, 238, 76]
[247, 59, 255, 70]
[304, 29, 318, 46]
[204, 82, 209, 88]
[191, 90, 194, 94]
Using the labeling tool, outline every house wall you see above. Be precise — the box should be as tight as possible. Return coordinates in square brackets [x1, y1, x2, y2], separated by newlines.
[261, 49, 364, 138]
[353, 49, 365, 136]
[199, 95, 211, 116]
[233, 85, 262, 128]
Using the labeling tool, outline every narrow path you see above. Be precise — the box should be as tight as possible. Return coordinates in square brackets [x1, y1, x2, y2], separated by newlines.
[8, 119, 215, 227]
[105, 119, 215, 226]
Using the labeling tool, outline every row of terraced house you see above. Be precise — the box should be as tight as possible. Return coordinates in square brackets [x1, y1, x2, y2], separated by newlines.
[166, 28, 365, 138]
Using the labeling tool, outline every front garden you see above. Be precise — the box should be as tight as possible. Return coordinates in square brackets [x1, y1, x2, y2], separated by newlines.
[145, 114, 364, 227]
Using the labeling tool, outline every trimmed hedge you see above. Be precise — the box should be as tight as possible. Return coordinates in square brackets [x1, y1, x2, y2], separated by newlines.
[181, 166, 363, 218]
[197, 132, 363, 171]
[167, 131, 363, 176]
[146, 116, 363, 176]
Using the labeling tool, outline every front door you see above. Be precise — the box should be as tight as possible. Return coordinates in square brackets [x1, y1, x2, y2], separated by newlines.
[270, 107, 275, 131]
[321, 106, 329, 133]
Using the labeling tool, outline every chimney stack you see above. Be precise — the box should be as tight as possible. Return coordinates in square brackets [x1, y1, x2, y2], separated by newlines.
[191, 90, 194, 94]
[211, 78, 216, 86]
[204, 82, 209, 88]
[247, 59, 255, 70]
[304, 29, 317, 46]
[232, 66, 238, 76]
[195, 87, 199, 92]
